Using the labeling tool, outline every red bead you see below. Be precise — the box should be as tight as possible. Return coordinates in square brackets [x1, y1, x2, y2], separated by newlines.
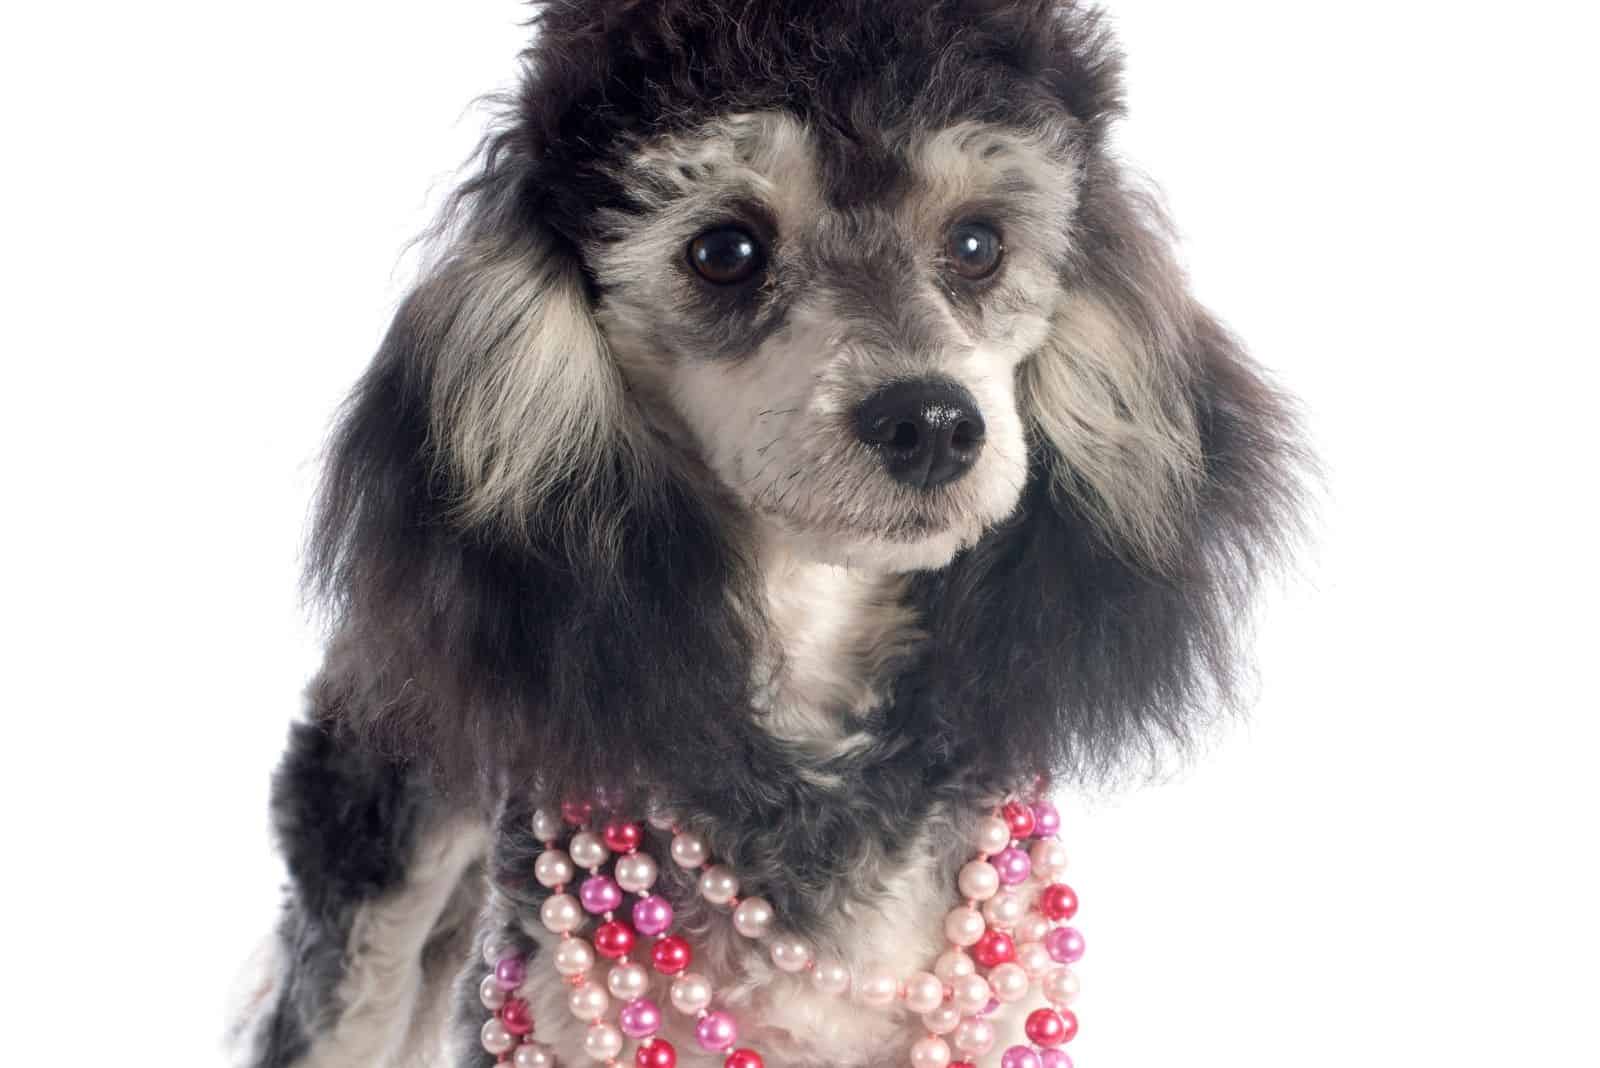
[972, 928, 1016, 969]
[637, 1039, 678, 1068]
[651, 935, 693, 975]
[499, 998, 533, 1036]
[1002, 801, 1037, 840]
[724, 1050, 764, 1068]
[1058, 1009, 1079, 1043]
[594, 920, 637, 960]
[1026, 1008, 1068, 1047]
[604, 821, 643, 853]
[561, 799, 594, 826]
[1040, 883, 1079, 922]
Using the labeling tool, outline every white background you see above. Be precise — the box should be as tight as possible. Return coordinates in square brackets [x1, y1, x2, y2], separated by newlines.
[3, 3, 1597, 1065]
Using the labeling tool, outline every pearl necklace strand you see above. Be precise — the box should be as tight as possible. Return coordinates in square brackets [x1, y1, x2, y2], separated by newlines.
[478, 795, 1084, 1068]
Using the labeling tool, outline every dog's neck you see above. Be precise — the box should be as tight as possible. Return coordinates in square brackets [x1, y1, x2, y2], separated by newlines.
[750, 530, 919, 756]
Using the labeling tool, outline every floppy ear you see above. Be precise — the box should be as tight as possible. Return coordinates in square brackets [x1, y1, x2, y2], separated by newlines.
[900, 162, 1307, 782]
[304, 164, 760, 801]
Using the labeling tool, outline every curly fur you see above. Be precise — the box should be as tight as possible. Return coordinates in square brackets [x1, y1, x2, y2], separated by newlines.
[240, 3, 1308, 1066]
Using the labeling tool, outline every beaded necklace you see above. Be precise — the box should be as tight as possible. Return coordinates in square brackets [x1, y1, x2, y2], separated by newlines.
[478, 795, 1083, 1068]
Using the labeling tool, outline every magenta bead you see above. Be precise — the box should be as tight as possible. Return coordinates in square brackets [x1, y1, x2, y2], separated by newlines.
[493, 954, 526, 991]
[1031, 801, 1061, 837]
[581, 875, 624, 914]
[695, 1011, 738, 1053]
[1040, 1051, 1074, 1068]
[1046, 926, 1086, 964]
[1000, 1046, 1042, 1068]
[994, 847, 1032, 886]
[619, 997, 663, 1039]
[632, 893, 675, 937]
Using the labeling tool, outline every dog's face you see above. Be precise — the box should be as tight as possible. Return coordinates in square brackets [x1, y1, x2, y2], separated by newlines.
[589, 114, 1079, 570]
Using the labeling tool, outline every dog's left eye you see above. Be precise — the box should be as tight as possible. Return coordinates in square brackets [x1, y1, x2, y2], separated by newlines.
[947, 221, 1004, 280]
[688, 227, 764, 285]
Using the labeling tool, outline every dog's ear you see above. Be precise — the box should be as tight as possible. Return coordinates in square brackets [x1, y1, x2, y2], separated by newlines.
[902, 161, 1307, 783]
[304, 161, 759, 800]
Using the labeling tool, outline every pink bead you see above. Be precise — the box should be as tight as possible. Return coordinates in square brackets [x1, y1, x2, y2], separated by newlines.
[1031, 801, 1061, 837]
[1046, 926, 1086, 964]
[633, 893, 675, 937]
[1000, 1046, 1042, 1068]
[500, 998, 533, 1036]
[1002, 801, 1037, 840]
[494, 955, 526, 991]
[1026, 1008, 1069, 1047]
[993, 847, 1032, 886]
[695, 1011, 739, 1053]
[581, 875, 624, 914]
[1040, 1052, 1074, 1068]
[619, 997, 664, 1039]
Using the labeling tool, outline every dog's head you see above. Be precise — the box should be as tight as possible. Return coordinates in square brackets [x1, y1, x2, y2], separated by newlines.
[311, 0, 1305, 792]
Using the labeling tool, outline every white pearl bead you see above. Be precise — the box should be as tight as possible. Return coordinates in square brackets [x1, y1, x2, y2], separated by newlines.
[943, 905, 986, 947]
[732, 896, 775, 939]
[921, 1002, 962, 1035]
[857, 970, 899, 1008]
[1018, 940, 1053, 980]
[976, 816, 1012, 855]
[983, 892, 1025, 929]
[514, 1043, 556, 1068]
[954, 1017, 997, 1056]
[607, 962, 649, 1000]
[1031, 838, 1068, 877]
[769, 936, 812, 973]
[989, 961, 1030, 1003]
[1044, 966, 1081, 1006]
[568, 983, 610, 1022]
[951, 973, 992, 1015]
[647, 809, 676, 831]
[670, 973, 714, 1014]
[482, 934, 512, 967]
[902, 971, 944, 1014]
[569, 832, 610, 870]
[531, 809, 564, 841]
[481, 1018, 516, 1056]
[670, 832, 708, 868]
[584, 1023, 624, 1061]
[615, 852, 659, 894]
[958, 860, 1001, 901]
[1016, 913, 1051, 944]
[933, 948, 975, 983]
[553, 938, 595, 977]
[698, 864, 740, 905]
[535, 849, 576, 889]
[910, 1035, 952, 1068]
[540, 893, 583, 934]
[479, 972, 507, 1011]
[812, 960, 851, 995]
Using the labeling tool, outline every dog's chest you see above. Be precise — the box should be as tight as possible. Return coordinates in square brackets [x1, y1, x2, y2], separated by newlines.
[751, 550, 916, 754]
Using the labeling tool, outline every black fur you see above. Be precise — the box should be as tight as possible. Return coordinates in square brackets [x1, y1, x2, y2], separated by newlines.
[250, 721, 435, 1066]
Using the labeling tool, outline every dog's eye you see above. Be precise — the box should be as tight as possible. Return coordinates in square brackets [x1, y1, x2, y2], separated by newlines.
[688, 227, 764, 285]
[946, 221, 1004, 280]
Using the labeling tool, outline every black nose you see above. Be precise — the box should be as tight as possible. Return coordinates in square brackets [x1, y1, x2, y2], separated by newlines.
[854, 379, 986, 489]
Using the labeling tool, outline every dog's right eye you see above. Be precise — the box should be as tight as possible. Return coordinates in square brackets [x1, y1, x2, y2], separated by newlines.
[688, 227, 764, 285]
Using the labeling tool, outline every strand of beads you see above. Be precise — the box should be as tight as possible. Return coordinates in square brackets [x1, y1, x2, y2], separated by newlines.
[660, 795, 1084, 1068]
[478, 933, 555, 1067]
[490, 794, 1083, 1068]
[519, 802, 767, 1068]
